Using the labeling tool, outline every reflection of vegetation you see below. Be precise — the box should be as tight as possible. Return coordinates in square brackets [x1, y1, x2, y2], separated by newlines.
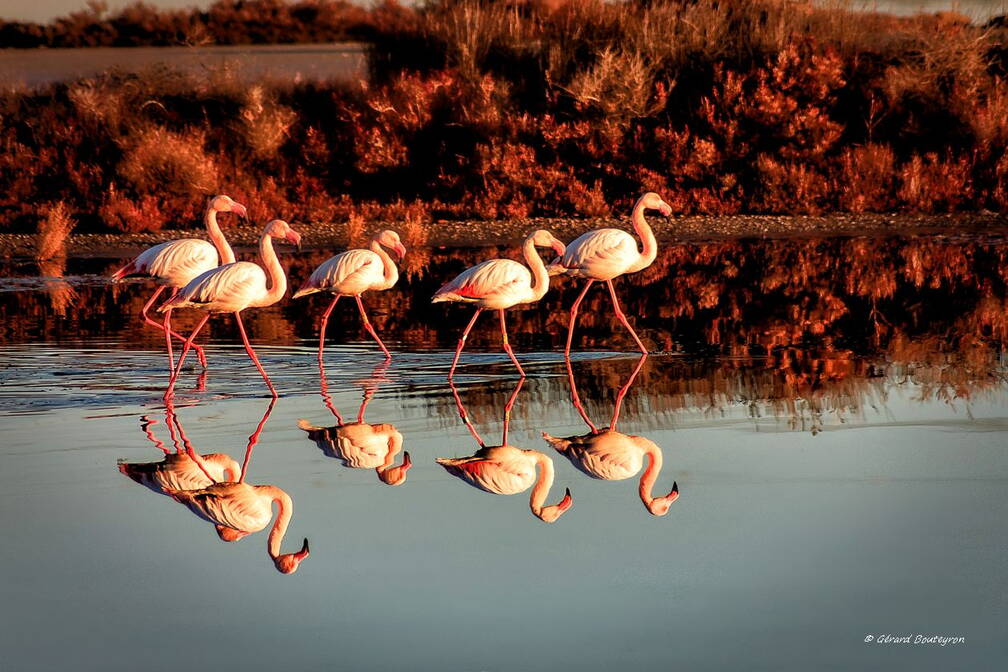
[4, 2, 1008, 231]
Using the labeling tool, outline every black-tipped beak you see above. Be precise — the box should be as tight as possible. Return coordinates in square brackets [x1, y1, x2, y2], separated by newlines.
[671, 481, 679, 494]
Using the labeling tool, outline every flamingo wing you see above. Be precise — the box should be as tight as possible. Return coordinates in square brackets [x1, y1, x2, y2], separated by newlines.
[550, 229, 638, 279]
[168, 261, 267, 312]
[296, 249, 383, 297]
[436, 447, 536, 495]
[433, 259, 532, 305]
[171, 483, 271, 533]
[124, 239, 219, 287]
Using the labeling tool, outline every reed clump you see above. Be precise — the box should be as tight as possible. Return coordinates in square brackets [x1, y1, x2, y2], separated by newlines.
[36, 201, 75, 261]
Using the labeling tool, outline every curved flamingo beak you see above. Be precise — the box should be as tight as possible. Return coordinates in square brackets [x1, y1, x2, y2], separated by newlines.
[232, 202, 248, 219]
[285, 229, 303, 249]
[645, 481, 679, 516]
[394, 242, 407, 260]
[377, 451, 412, 486]
[275, 538, 310, 574]
[535, 487, 573, 523]
[550, 239, 566, 257]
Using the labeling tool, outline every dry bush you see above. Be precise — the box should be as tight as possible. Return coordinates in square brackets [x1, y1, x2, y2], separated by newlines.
[837, 144, 896, 213]
[117, 126, 218, 195]
[98, 187, 168, 232]
[235, 85, 296, 159]
[36, 201, 75, 261]
[897, 153, 974, 212]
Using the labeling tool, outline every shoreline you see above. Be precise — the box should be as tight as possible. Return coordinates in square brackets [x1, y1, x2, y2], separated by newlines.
[3, 212, 1008, 258]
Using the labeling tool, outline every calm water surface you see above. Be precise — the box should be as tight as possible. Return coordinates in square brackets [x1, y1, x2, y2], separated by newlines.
[1, 234, 1006, 670]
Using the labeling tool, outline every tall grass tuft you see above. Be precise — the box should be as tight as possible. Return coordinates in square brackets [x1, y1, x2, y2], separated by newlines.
[36, 201, 75, 262]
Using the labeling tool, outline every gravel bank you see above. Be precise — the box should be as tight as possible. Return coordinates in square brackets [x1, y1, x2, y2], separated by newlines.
[4, 213, 1008, 258]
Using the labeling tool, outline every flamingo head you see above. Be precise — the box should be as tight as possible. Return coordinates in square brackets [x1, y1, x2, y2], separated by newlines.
[274, 538, 310, 574]
[529, 229, 567, 257]
[639, 192, 672, 217]
[535, 487, 573, 523]
[377, 450, 412, 486]
[375, 229, 406, 260]
[645, 481, 679, 516]
[210, 194, 248, 219]
[264, 219, 302, 248]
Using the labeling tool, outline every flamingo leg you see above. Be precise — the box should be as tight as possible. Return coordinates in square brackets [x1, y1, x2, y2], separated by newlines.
[449, 381, 485, 447]
[140, 416, 171, 455]
[165, 314, 210, 398]
[564, 280, 594, 358]
[498, 309, 526, 378]
[317, 360, 345, 425]
[501, 377, 525, 447]
[355, 294, 391, 359]
[564, 354, 598, 433]
[610, 353, 648, 432]
[448, 308, 483, 381]
[142, 285, 207, 368]
[238, 397, 276, 483]
[234, 312, 277, 399]
[605, 279, 648, 354]
[317, 295, 340, 367]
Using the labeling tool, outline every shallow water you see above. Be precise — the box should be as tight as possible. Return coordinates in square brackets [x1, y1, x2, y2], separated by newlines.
[1, 234, 1006, 670]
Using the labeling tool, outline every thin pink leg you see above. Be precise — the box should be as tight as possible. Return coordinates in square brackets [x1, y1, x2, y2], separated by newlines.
[357, 359, 390, 423]
[165, 314, 210, 399]
[238, 398, 276, 483]
[140, 416, 170, 454]
[609, 353, 648, 432]
[500, 377, 525, 447]
[234, 312, 277, 398]
[449, 380, 485, 447]
[448, 308, 482, 381]
[498, 309, 525, 378]
[317, 360, 345, 424]
[564, 353, 598, 433]
[606, 279, 648, 354]
[565, 280, 594, 358]
[355, 295, 391, 359]
[317, 295, 340, 366]
[142, 285, 206, 367]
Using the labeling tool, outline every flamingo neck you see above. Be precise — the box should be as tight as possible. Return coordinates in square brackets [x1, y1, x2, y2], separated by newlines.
[529, 453, 556, 517]
[205, 207, 235, 265]
[523, 235, 550, 302]
[264, 486, 294, 560]
[637, 438, 663, 506]
[370, 239, 399, 290]
[257, 233, 287, 307]
[627, 198, 658, 273]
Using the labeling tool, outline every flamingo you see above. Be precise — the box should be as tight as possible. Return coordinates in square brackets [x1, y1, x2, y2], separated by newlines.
[548, 192, 672, 356]
[297, 360, 411, 486]
[542, 354, 679, 516]
[432, 229, 566, 379]
[118, 409, 240, 496]
[436, 379, 573, 523]
[167, 482, 310, 574]
[111, 194, 247, 370]
[293, 230, 406, 361]
[159, 219, 302, 399]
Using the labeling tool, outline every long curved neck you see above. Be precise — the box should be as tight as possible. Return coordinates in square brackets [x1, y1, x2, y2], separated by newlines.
[637, 439, 663, 506]
[523, 236, 550, 302]
[257, 233, 287, 306]
[529, 453, 556, 516]
[205, 207, 235, 265]
[627, 199, 657, 273]
[264, 486, 293, 560]
[370, 239, 399, 290]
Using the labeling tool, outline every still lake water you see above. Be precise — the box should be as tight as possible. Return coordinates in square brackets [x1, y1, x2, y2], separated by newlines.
[1, 234, 1006, 670]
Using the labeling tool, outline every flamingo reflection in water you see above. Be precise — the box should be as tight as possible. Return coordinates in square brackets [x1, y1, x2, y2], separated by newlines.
[121, 399, 311, 574]
[297, 359, 411, 486]
[436, 378, 573, 523]
[542, 355, 679, 516]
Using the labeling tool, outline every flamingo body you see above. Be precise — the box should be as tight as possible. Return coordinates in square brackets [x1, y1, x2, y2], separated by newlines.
[114, 239, 220, 288]
[548, 228, 641, 281]
[170, 482, 274, 533]
[433, 259, 535, 310]
[437, 446, 542, 495]
[165, 261, 269, 313]
[294, 249, 386, 298]
[299, 420, 401, 469]
[543, 429, 646, 481]
[118, 452, 240, 495]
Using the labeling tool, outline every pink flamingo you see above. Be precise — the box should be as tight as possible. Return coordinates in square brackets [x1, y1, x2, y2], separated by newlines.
[297, 360, 411, 486]
[548, 192, 671, 356]
[436, 378, 573, 523]
[111, 195, 247, 369]
[159, 219, 302, 399]
[293, 230, 406, 361]
[433, 229, 566, 379]
[118, 410, 240, 495]
[542, 354, 679, 516]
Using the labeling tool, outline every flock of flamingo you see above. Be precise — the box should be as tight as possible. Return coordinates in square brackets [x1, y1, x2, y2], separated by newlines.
[113, 191, 679, 574]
